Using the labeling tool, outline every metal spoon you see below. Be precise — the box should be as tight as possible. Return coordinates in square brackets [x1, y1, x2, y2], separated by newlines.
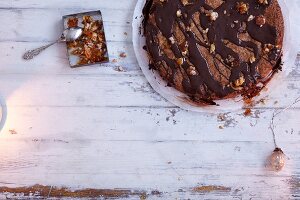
[23, 27, 83, 60]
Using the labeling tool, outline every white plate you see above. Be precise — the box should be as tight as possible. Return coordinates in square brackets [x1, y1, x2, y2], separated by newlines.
[132, 0, 298, 113]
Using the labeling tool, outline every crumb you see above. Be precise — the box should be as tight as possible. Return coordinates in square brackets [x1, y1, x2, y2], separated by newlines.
[67, 17, 78, 28]
[244, 108, 252, 116]
[217, 113, 226, 121]
[167, 161, 172, 164]
[217, 113, 237, 128]
[112, 59, 118, 63]
[114, 66, 126, 72]
[274, 100, 278, 104]
[258, 98, 266, 105]
[9, 129, 17, 134]
[124, 32, 128, 35]
[219, 125, 224, 129]
[119, 52, 127, 58]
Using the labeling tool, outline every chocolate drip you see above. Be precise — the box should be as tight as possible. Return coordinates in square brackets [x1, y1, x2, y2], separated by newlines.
[143, 0, 283, 104]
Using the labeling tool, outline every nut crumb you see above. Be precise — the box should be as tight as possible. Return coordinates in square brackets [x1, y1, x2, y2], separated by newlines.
[114, 66, 126, 72]
[119, 52, 127, 58]
[244, 108, 252, 116]
[9, 129, 17, 134]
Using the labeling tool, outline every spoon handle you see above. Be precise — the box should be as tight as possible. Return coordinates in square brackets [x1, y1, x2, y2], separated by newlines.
[23, 40, 59, 60]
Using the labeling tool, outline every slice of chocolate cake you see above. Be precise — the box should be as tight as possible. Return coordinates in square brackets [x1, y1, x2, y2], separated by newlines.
[143, 0, 284, 105]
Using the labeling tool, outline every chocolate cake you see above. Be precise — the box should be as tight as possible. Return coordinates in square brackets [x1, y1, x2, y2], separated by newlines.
[143, 0, 284, 105]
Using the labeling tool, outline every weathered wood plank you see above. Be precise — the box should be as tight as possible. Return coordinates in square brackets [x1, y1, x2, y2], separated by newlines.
[0, 137, 299, 199]
[0, 73, 299, 108]
[0, 9, 132, 42]
[0, 0, 137, 10]
[0, 107, 299, 143]
[0, 42, 139, 74]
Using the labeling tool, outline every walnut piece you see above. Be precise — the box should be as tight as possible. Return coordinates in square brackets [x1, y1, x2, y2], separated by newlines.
[256, 15, 266, 27]
[258, 0, 268, 5]
[236, 2, 249, 14]
[207, 11, 219, 21]
[187, 66, 197, 76]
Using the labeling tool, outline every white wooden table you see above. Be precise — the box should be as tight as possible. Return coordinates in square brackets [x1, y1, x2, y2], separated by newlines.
[0, 0, 299, 199]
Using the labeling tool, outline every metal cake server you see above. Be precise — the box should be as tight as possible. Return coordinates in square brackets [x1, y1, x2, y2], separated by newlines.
[23, 27, 83, 60]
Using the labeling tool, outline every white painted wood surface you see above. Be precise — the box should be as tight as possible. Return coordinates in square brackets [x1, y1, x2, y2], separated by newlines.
[0, 0, 299, 199]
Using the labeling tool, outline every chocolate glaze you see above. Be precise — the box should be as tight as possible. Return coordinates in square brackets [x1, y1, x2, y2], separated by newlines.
[143, 0, 283, 104]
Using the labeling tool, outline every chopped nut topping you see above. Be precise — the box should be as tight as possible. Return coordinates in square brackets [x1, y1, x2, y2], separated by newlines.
[169, 36, 175, 44]
[207, 11, 219, 21]
[263, 44, 272, 53]
[248, 15, 255, 22]
[187, 66, 197, 76]
[67, 17, 78, 28]
[176, 10, 182, 17]
[210, 43, 216, 54]
[256, 15, 266, 27]
[235, 76, 245, 86]
[182, 0, 191, 6]
[231, 75, 245, 90]
[249, 56, 256, 63]
[177, 57, 184, 65]
[236, 2, 249, 14]
[202, 28, 209, 34]
[258, 0, 268, 5]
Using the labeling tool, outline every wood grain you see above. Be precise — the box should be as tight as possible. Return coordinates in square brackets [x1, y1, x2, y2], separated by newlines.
[0, 0, 299, 199]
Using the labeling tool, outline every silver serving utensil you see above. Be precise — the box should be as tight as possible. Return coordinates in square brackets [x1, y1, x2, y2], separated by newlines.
[23, 27, 83, 60]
